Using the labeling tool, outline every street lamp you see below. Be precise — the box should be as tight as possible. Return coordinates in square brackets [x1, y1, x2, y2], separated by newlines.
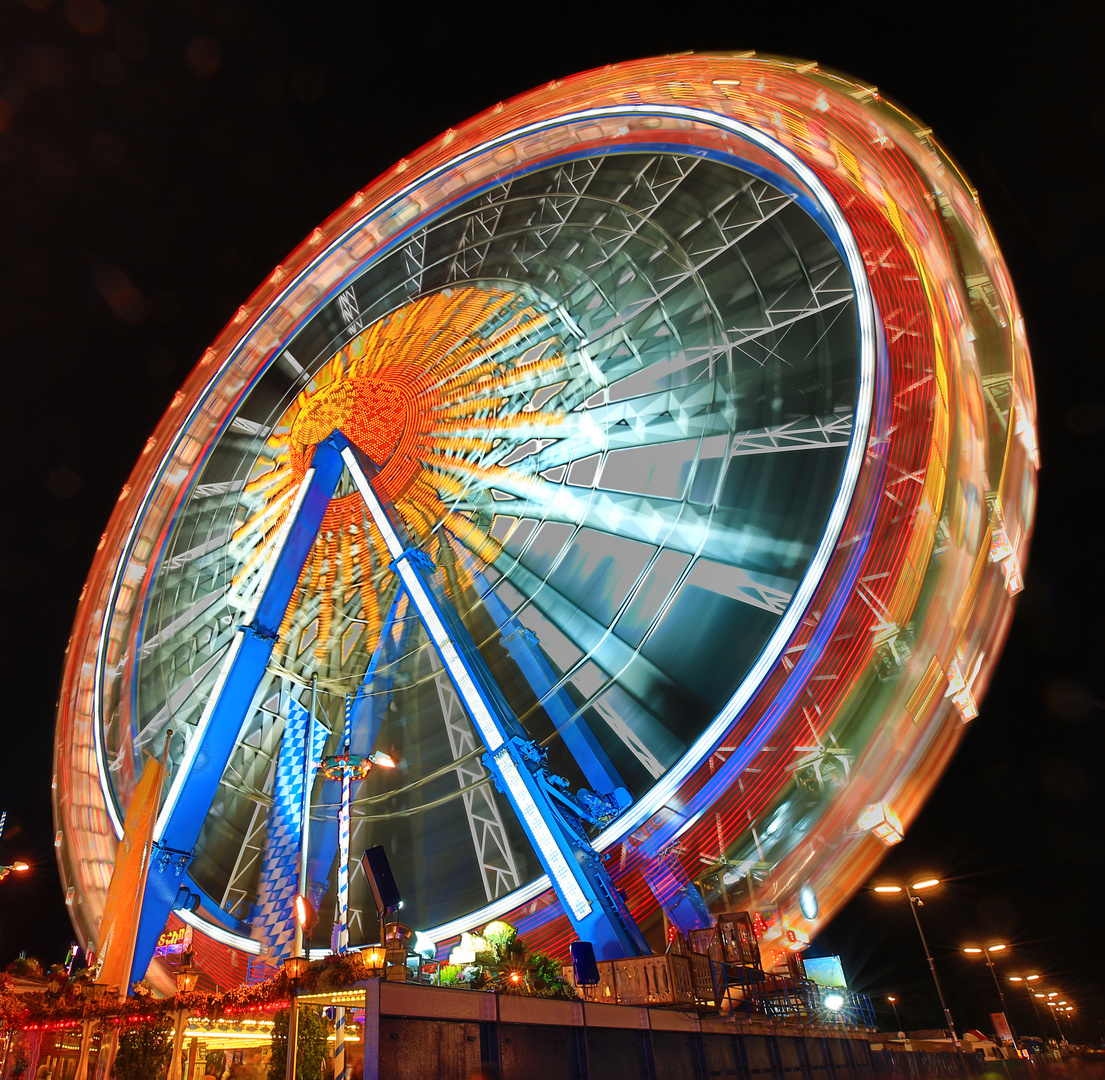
[887, 996, 904, 1038]
[360, 945, 385, 976]
[282, 953, 310, 1080]
[1008, 975, 1045, 1040]
[962, 944, 1019, 1055]
[1044, 998, 1072, 1045]
[0, 862, 29, 881]
[874, 878, 958, 1045]
[175, 949, 200, 994]
[167, 949, 200, 1080]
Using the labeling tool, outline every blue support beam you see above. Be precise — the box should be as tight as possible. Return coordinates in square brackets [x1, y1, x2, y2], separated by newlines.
[639, 852, 713, 935]
[129, 436, 348, 989]
[339, 435, 648, 959]
[448, 543, 625, 798]
[128, 426, 650, 986]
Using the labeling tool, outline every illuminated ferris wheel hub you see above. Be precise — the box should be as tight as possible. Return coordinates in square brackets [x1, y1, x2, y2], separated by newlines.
[53, 53, 1036, 990]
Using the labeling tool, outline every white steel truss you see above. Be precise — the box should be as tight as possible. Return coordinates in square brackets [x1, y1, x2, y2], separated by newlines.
[429, 653, 521, 902]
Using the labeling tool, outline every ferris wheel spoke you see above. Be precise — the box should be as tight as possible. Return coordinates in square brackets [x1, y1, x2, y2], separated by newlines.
[455, 476, 805, 590]
[137, 646, 226, 754]
[506, 384, 739, 475]
[138, 592, 224, 661]
[492, 341, 854, 475]
[483, 551, 686, 722]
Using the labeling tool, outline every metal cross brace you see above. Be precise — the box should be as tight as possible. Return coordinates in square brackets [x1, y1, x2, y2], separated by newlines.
[127, 428, 648, 987]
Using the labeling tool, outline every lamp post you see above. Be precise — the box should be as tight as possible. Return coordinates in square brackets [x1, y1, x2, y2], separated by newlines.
[321, 735, 394, 1080]
[1058, 1005, 1074, 1043]
[167, 949, 200, 1080]
[874, 878, 958, 1045]
[962, 944, 1019, 1055]
[1007, 975, 1046, 1040]
[887, 996, 904, 1038]
[1042, 994, 1071, 1046]
[360, 945, 385, 977]
[282, 953, 310, 1080]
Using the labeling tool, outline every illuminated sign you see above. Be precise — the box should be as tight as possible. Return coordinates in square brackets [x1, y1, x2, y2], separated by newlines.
[153, 924, 193, 957]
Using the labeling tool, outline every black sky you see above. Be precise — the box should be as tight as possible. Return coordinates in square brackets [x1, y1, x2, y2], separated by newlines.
[0, 0, 1101, 1042]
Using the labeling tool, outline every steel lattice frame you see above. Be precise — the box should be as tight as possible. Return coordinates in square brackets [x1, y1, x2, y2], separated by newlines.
[54, 54, 1036, 985]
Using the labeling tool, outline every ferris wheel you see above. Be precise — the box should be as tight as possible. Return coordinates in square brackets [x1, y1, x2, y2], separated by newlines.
[54, 54, 1037, 986]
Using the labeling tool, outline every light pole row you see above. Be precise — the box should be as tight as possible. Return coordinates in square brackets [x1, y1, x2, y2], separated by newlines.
[875, 875, 1078, 1052]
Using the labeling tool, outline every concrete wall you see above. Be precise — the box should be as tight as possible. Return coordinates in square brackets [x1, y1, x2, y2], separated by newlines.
[364, 982, 902, 1080]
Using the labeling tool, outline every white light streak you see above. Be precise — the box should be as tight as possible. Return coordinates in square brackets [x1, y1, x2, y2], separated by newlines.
[177, 908, 261, 954]
[342, 446, 505, 751]
[493, 749, 591, 921]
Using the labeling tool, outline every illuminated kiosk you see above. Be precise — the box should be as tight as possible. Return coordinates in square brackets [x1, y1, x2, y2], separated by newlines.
[53, 54, 1036, 990]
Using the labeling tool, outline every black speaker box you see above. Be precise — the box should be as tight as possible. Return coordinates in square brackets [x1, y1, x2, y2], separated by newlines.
[361, 845, 402, 914]
[570, 940, 600, 986]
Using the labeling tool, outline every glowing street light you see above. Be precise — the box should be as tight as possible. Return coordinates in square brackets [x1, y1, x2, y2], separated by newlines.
[282, 952, 311, 1080]
[1046, 1001, 1073, 1041]
[1037, 990, 1071, 1045]
[887, 995, 904, 1037]
[1008, 975, 1045, 1035]
[167, 949, 201, 1080]
[874, 878, 957, 1044]
[0, 862, 29, 881]
[962, 943, 1019, 1055]
[873, 879, 941, 894]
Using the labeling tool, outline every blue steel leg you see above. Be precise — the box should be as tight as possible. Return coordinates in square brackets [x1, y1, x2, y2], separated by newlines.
[129, 435, 348, 988]
[447, 542, 625, 797]
[454, 539, 700, 948]
[306, 593, 414, 891]
[338, 434, 648, 959]
[638, 852, 712, 935]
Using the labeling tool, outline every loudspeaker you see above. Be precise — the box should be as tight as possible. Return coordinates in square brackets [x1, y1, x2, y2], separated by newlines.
[570, 940, 600, 986]
[361, 845, 402, 914]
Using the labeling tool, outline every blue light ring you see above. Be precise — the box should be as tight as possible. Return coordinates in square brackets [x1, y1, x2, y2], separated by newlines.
[86, 104, 877, 950]
[105, 114, 858, 830]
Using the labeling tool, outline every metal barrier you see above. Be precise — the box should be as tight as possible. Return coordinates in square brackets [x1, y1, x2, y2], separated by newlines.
[561, 951, 875, 1031]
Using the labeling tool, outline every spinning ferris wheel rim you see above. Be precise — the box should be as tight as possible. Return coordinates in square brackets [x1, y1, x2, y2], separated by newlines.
[80, 92, 886, 936]
[56, 53, 1036, 976]
[88, 103, 880, 856]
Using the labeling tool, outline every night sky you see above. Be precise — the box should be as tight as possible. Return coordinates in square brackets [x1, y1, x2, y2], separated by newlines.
[1, 0, 1101, 1043]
